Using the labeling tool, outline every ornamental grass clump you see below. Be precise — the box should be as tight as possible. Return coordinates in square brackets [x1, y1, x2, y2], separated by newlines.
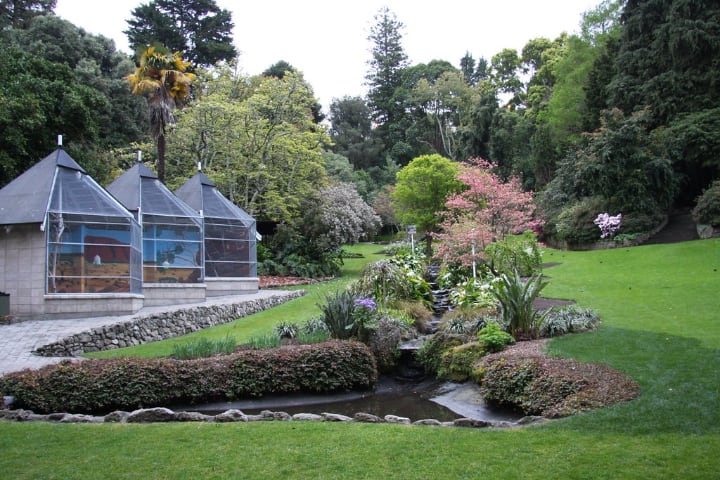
[490, 270, 548, 339]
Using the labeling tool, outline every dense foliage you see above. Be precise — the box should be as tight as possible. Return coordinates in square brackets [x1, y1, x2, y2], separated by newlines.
[125, 0, 237, 67]
[2, 0, 719, 250]
[0, 341, 377, 414]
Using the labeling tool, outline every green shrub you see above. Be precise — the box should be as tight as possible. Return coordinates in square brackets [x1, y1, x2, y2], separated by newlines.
[480, 357, 586, 416]
[416, 332, 469, 375]
[388, 299, 433, 332]
[491, 270, 548, 339]
[485, 231, 542, 276]
[448, 277, 497, 309]
[692, 180, 720, 226]
[367, 319, 404, 373]
[437, 342, 486, 382]
[172, 336, 237, 359]
[539, 306, 601, 338]
[243, 333, 280, 350]
[0, 342, 377, 414]
[555, 197, 607, 245]
[440, 305, 496, 335]
[477, 323, 515, 353]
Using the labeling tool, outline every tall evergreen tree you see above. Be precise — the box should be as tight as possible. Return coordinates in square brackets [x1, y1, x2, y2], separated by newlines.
[125, 0, 237, 67]
[0, 0, 55, 29]
[365, 7, 410, 165]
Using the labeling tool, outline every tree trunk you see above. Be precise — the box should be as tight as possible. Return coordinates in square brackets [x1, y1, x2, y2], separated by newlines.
[157, 133, 166, 182]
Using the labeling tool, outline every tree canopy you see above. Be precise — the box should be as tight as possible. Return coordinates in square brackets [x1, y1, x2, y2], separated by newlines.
[125, 0, 237, 67]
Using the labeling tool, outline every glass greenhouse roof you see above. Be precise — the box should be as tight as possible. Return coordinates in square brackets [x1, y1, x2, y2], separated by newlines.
[175, 172, 255, 224]
[107, 164, 202, 225]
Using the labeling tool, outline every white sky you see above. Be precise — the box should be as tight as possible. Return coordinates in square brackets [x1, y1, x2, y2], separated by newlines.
[54, 0, 600, 113]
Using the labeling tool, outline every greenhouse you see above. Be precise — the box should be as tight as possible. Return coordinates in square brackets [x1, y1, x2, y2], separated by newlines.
[108, 164, 204, 288]
[176, 172, 258, 295]
[0, 149, 143, 319]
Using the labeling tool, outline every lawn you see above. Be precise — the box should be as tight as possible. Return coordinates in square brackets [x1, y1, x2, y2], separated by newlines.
[86, 243, 387, 358]
[1, 239, 719, 479]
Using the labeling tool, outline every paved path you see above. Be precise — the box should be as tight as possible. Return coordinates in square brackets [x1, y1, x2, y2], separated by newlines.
[0, 290, 290, 376]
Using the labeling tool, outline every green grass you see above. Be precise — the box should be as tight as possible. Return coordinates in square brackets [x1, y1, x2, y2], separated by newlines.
[1, 239, 719, 479]
[86, 243, 386, 359]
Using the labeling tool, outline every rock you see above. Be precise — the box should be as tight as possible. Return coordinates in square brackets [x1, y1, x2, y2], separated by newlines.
[412, 419, 442, 426]
[257, 410, 291, 421]
[516, 415, 550, 426]
[453, 418, 492, 428]
[127, 407, 177, 423]
[47, 413, 66, 421]
[322, 413, 353, 422]
[353, 412, 384, 423]
[292, 413, 324, 421]
[214, 409, 248, 422]
[384, 415, 411, 425]
[175, 411, 213, 422]
[59, 413, 102, 423]
[104, 411, 130, 423]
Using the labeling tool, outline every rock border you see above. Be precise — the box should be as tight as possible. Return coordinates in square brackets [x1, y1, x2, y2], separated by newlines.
[0, 406, 549, 429]
[33, 291, 305, 357]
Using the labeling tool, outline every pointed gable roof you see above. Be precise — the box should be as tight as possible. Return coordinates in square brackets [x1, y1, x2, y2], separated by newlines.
[175, 172, 255, 224]
[0, 149, 86, 225]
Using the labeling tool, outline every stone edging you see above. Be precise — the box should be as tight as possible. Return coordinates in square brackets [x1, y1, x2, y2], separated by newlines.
[0, 406, 548, 429]
[33, 291, 305, 357]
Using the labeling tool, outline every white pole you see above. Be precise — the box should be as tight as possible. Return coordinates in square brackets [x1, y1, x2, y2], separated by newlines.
[57, 135, 63, 147]
[138, 150, 142, 163]
[472, 240, 477, 279]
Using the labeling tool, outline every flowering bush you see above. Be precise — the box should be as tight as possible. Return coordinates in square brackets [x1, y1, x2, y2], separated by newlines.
[593, 212, 622, 239]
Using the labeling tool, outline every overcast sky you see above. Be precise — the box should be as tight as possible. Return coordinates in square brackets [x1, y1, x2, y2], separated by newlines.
[54, 0, 600, 112]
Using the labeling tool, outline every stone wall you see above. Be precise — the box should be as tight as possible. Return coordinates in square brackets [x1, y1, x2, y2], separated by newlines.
[34, 290, 304, 357]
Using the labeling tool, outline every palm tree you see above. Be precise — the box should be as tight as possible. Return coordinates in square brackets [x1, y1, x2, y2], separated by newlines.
[126, 45, 195, 182]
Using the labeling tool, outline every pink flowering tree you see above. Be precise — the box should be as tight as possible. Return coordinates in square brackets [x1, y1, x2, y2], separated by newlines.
[435, 158, 542, 268]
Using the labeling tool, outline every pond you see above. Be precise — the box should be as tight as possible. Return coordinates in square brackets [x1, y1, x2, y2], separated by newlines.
[175, 376, 523, 423]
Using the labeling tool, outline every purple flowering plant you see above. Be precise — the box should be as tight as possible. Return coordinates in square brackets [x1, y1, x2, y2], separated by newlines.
[351, 297, 378, 342]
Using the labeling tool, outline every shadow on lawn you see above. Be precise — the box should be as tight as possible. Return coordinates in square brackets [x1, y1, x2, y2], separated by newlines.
[546, 326, 720, 435]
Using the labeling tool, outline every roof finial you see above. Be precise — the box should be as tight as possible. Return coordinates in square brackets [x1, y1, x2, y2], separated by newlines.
[138, 150, 142, 163]
[57, 135, 63, 147]
[197, 161, 202, 172]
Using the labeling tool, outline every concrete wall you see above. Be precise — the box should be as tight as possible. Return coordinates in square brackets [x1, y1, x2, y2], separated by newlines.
[0, 224, 47, 318]
[142, 283, 207, 307]
[205, 277, 259, 296]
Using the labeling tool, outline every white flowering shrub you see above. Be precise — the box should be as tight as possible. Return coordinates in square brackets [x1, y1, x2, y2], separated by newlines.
[313, 182, 382, 249]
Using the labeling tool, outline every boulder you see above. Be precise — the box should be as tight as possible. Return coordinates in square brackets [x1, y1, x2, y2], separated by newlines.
[353, 412, 384, 423]
[453, 418, 492, 428]
[104, 411, 130, 423]
[214, 409, 248, 422]
[292, 413, 324, 421]
[127, 407, 177, 423]
[322, 413, 353, 422]
[412, 419, 442, 426]
[384, 415, 411, 425]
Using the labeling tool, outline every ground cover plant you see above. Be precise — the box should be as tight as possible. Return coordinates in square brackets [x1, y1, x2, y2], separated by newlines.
[1, 240, 719, 478]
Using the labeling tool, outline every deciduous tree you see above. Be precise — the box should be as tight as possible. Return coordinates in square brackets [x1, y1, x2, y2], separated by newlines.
[435, 158, 541, 267]
[391, 154, 463, 255]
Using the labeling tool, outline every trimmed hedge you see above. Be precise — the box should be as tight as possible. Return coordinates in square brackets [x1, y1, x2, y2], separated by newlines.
[0, 341, 377, 414]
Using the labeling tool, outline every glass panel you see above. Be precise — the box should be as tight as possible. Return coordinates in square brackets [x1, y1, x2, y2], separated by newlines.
[46, 215, 138, 294]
